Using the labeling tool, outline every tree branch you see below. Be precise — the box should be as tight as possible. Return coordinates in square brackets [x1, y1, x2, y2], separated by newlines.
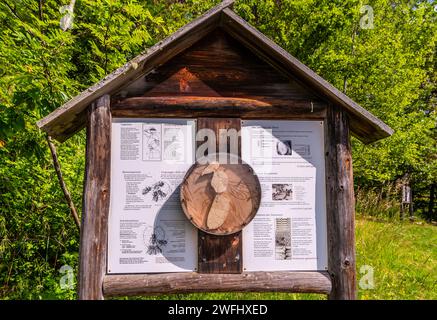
[46, 135, 81, 230]
[38, 0, 43, 20]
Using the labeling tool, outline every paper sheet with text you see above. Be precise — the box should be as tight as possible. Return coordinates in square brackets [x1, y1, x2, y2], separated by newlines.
[108, 118, 197, 273]
[241, 120, 328, 271]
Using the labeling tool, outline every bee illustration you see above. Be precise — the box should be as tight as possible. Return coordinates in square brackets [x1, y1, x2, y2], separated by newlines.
[142, 181, 171, 202]
[146, 226, 168, 255]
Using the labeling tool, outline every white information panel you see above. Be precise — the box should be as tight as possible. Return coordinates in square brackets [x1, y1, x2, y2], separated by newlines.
[241, 120, 328, 271]
[108, 118, 197, 273]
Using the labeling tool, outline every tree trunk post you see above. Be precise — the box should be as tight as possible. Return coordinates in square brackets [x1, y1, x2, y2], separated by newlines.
[78, 95, 111, 300]
[325, 105, 357, 300]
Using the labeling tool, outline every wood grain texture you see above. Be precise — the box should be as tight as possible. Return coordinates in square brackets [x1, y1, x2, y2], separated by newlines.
[111, 96, 326, 119]
[78, 95, 111, 300]
[181, 163, 261, 235]
[103, 271, 332, 297]
[196, 118, 242, 274]
[324, 105, 357, 300]
[116, 30, 318, 103]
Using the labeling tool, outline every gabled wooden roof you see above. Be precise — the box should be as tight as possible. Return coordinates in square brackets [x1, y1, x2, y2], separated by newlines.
[37, 0, 393, 143]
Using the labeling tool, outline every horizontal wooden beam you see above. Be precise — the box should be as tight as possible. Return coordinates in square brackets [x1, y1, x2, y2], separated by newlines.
[111, 96, 326, 119]
[103, 271, 332, 297]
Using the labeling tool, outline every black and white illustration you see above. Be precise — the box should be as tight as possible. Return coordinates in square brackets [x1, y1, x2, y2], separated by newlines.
[272, 184, 293, 201]
[163, 127, 185, 161]
[142, 124, 162, 161]
[275, 218, 292, 260]
[276, 139, 292, 156]
[142, 180, 172, 202]
[143, 225, 168, 255]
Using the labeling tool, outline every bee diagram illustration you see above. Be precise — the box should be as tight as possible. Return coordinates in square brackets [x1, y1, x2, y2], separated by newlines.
[143, 225, 168, 255]
[142, 180, 172, 202]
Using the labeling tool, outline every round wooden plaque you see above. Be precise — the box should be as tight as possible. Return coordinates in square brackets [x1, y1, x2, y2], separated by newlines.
[180, 161, 261, 235]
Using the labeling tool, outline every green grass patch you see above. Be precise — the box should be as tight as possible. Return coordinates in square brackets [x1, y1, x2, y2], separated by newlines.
[355, 218, 436, 300]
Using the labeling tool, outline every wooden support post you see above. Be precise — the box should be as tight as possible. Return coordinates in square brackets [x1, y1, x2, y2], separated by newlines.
[196, 118, 242, 273]
[78, 95, 111, 300]
[325, 105, 357, 300]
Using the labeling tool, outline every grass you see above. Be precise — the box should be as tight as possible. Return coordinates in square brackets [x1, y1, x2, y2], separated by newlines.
[128, 217, 435, 300]
[355, 218, 436, 299]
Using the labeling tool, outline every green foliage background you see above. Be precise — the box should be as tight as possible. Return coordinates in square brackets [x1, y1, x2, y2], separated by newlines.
[0, 0, 435, 299]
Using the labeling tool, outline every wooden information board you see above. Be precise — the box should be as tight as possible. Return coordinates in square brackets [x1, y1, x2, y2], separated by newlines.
[36, 1, 393, 300]
[107, 118, 328, 274]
